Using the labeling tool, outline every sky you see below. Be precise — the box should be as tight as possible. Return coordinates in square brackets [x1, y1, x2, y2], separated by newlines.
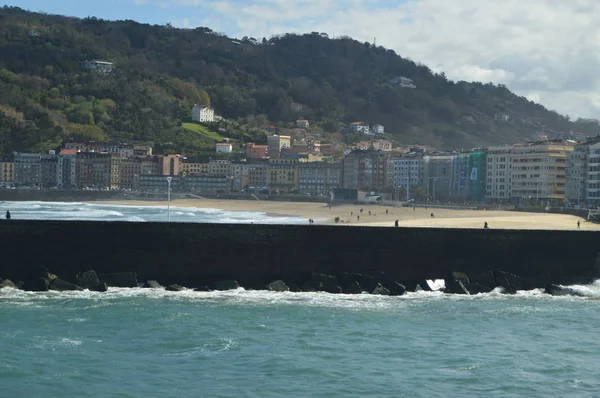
[6, 0, 600, 119]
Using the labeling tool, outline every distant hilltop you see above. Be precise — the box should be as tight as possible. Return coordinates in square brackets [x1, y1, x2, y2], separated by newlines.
[0, 5, 599, 157]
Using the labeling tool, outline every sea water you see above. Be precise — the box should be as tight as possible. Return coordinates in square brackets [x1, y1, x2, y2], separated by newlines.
[2, 287, 600, 397]
[2, 201, 600, 397]
[0, 201, 308, 224]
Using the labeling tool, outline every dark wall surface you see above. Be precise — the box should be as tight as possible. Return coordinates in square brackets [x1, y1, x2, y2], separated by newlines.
[0, 220, 598, 288]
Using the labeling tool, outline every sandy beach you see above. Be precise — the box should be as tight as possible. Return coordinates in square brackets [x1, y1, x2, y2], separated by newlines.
[96, 198, 600, 230]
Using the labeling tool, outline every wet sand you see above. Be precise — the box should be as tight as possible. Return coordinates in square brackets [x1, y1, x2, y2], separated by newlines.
[96, 199, 599, 230]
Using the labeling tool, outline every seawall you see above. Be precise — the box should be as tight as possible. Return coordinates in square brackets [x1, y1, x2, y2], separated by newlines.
[0, 220, 599, 289]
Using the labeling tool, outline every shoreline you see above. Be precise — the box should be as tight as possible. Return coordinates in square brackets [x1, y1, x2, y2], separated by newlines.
[93, 198, 600, 230]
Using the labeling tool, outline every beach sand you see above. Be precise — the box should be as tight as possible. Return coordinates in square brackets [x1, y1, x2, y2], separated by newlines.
[96, 198, 600, 231]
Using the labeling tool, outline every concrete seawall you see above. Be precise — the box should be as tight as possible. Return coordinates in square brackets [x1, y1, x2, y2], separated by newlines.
[0, 220, 599, 288]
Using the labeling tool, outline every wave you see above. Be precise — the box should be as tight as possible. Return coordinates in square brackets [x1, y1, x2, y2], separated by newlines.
[2, 280, 600, 310]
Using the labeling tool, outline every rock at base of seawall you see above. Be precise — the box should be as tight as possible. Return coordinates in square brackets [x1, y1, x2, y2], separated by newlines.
[372, 284, 391, 296]
[23, 277, 49, 292]
[341, 281, 362, 294]
[311, 272, 337, 284]
[463, 283, 493, 295]
[93, 282, 108, 292]
[444, 272, 471, 295]
[359, 275, 378, 292]
[404, 279, 433, 292]
[76, 270, 101, 290]
[49, 278, 83, 291]
[267, 280, 290, 292]
[214, 280, 239, 291]
[0, 279, 19, 289]
[376, 272, 406, 296]
[165, 284, 185, 292]
[493, 271, 523, 294]
[144, 280, 164, 289]
[544, 284, 586, 297]
[339, 273, 363, 284]
[301, 280, 323, 292]
[98, 272, 138, 288]
[194, 286, 210, 292]
[470, 271, 496, 289]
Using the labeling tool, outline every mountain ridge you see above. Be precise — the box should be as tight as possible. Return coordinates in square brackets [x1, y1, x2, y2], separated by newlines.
[0, 5, 598, 155]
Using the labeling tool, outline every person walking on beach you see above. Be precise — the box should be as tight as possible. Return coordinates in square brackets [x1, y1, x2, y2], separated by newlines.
[484, 222, 489, 229]
[386, 209, 389, 215]
[430, 213, 435, 218]
[394, 219, 399, 227]
[357, 215, 360, 221]
[577, 220, 580, 229]
[5, 210, 10, 220]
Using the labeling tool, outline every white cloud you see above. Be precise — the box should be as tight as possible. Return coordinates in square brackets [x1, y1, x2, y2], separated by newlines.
[136, 0, 600, 119]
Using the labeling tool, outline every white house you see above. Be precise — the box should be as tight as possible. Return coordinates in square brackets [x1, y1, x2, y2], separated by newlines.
[82, 60, 116, 74]
[350, 122, 370, 135]
[28, 30, 41, 37]
[390, 76, 416, 89]
[192, 105, 215, 123]
[372, 124, 385, 134]
[215, 142, 233, 153]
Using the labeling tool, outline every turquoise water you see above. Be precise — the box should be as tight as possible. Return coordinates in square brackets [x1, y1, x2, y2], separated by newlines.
[2, 287, 600, 397]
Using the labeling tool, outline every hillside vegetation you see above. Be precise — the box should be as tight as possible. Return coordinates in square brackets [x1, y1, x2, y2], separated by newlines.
[0, 6, 598, 155]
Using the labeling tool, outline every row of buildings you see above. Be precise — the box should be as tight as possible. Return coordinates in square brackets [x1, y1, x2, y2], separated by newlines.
[2, 137, 600, 205]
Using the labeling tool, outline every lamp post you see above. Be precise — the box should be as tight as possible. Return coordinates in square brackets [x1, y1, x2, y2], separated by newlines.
[166, 176, 172, 222]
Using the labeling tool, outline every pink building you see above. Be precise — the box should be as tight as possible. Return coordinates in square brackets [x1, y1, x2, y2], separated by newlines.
[246, 143, 268, 160]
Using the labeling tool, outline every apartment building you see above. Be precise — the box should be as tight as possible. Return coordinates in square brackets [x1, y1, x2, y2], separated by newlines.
[267, 135, 291, 158]
[0, 156, 14, 185]
[248, 163, 268, 191]
[13, 153, 41, 187]
[76, 152, 121, 189]
[485, 145, 513, 201]
[245, 143, 268, 160]
[298, 162, 341, 195]
[511, 140, 574, 201]
[423, 155, 453, 200]
[392, 157, 423, 192]
[268, 158, 299, 193]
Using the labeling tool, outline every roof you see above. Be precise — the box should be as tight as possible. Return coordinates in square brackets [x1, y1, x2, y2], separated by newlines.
[216, 143, 232, 146]
[59, 149, 79, 155]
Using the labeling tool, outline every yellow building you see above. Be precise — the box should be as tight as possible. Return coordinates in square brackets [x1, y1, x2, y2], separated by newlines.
[511, 140, 575, 201]
[0, 161, 14, 184]
[182, 162, 210, 176]
[268, 158, 299, 193]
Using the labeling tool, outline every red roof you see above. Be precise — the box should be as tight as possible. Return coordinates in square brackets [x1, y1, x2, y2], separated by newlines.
[59, 149, 78, 155]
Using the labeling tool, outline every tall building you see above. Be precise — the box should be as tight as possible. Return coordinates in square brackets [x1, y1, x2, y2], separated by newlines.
[468, 151, 487, 201]
[13, 153, 41, 187]
[58, 149, 77, 188]
[423, 155, 453, 200]
[0, 155, 14, 186]
[248, 162, 268, 191]
[267, 135, 291, 158]
[511, 140, 574, 201]
[566, 139, 600, 205]
[76, 152, 121, 189]
[342, 152, 393, 191]
[159, 154, 182, 176]
[485, 145, 513, 201]
[392, 157, 423, 195]
[298, 162, 341, 195]
[40, 151, 59, 189]
[268, 158, 298, 193]
[120, 158, 142, 190]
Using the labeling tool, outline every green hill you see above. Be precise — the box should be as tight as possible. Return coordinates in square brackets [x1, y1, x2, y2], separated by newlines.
[0, 5, 598, 155]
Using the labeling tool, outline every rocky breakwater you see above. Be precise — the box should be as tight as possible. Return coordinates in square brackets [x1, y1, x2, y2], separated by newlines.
[0, 267, 591, 298]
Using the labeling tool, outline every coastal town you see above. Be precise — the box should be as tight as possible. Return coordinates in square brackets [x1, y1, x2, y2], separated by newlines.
[0, 110, 599, 207]
[0, 108, 598, 207]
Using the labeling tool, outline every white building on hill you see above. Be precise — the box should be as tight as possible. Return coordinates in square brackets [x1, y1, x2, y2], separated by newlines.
[192, 105, 215, 123]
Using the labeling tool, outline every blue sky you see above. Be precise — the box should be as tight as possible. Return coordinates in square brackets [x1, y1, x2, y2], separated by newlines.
[3, 0, 600, 118]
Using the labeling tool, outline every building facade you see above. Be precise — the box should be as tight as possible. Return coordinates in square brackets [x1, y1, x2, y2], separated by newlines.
[267, 135, 291, 158]
[392, 157, 423, 195]
[246, 143, 268, 160]
[0, 158, 14, 185]
[191, 106, 215, 123]
[298, 162, 341, 195]
[268, 158, 299, 193]
[248, 163, 268, 191]
[14, 153, 42, 187]
[511, 141, 574, 202]
[423, 155, 453, 200]
[485, 145, 513, 201]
